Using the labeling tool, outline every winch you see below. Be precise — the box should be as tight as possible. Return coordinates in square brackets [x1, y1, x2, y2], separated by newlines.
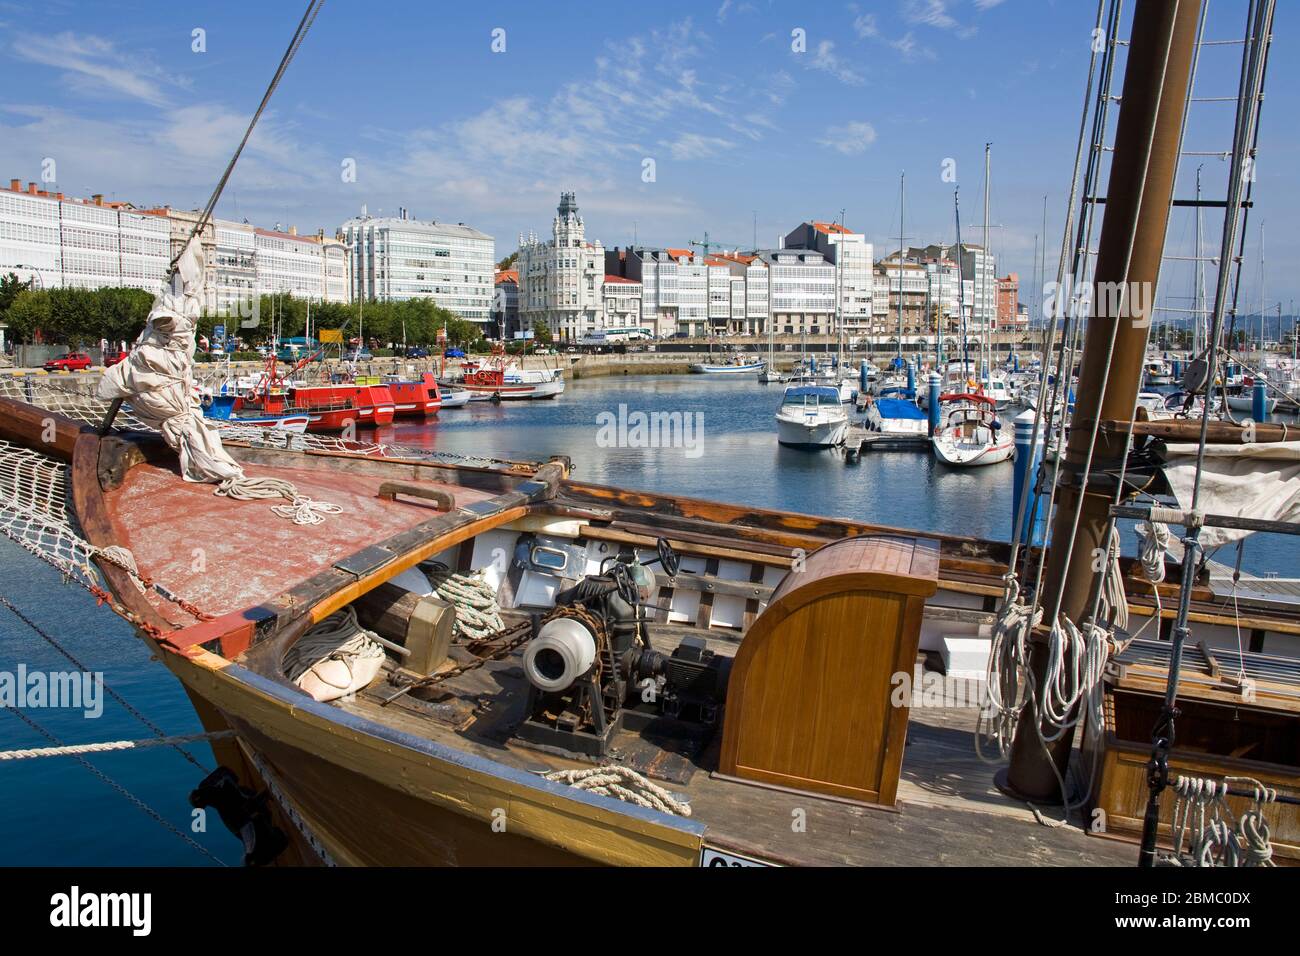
[515, 537, 731, 757]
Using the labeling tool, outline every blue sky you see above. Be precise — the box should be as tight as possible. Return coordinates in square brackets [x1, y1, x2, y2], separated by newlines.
[1, 0, 1296, 314]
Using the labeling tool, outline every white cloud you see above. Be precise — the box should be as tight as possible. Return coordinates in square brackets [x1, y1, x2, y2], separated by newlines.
[10, 32, 187, 107]
[817, 121, 877, 154]
[661, 132, 736, 161]
[806, 41, 864, 86]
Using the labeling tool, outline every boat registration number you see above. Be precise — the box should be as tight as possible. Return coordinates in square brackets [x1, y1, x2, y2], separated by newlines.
[699, 846, 774, 867]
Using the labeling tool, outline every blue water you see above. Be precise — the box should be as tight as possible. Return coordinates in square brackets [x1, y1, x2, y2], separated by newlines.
[1, 374, 1294, 864]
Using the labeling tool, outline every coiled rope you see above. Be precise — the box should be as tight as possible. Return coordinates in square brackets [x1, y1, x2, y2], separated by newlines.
[1135, 520, 1172, 585]
[420, 565, 504, 640]
[1166, 774, 1276, 867]
[542, 765, 692, 817]
[283, 606, 385, 691]
[216, 475, 341, 526]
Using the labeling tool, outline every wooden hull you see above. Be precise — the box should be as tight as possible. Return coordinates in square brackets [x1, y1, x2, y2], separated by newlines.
[162, 648, 705, 867]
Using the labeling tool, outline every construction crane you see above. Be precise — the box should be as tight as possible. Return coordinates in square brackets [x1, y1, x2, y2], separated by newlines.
[687, 232, 750, 262]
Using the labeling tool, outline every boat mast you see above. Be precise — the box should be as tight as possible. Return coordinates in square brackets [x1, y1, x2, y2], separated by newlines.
[897, 172, 905, 366]
[982, 143, 991, 388]
[1194, 165, 1205, 354]
[955, 187, 967, 379]
[1004, 0, 1204, 800]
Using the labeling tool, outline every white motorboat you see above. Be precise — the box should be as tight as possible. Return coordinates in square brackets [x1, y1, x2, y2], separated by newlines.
[775, 385, 849, 448]
[438, 387, 472, 408]
[932, 393, 1014, 467]
[864, 390, 928, 438]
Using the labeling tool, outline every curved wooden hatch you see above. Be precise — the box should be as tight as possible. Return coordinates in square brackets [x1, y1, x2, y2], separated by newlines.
[718, 535, 939, 806]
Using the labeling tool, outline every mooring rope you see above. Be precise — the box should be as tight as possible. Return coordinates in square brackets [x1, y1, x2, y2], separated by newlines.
[421, 566, 504, 640]
[0, 730, 233, 761]
[542, 765, 692, 817]
[2, 705, 226, 865]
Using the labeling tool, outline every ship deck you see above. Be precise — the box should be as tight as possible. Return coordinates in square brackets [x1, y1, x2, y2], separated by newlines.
[338, 619, 1137, 866]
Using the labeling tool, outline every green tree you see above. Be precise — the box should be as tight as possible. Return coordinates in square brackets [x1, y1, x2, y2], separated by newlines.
[532, 320, 552, 345]
[495, 251, 518, 272]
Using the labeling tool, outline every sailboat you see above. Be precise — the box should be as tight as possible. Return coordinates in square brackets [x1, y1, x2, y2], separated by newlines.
[931, 392, 1014, 466]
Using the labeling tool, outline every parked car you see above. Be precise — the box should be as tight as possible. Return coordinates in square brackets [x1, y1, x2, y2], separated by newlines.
[103, 349, 129, 367]
[44, 352, 93, 372]
[344, 349, 374, 362]
[404, 347, 430, 358]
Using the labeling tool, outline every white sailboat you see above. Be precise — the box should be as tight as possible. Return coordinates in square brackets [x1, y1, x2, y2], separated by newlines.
[932, 393, 1014, 467]
[775, 384, 849, 448]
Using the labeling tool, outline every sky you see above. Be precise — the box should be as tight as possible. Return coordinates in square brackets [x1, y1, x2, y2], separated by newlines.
[1, 0, 1296, 317]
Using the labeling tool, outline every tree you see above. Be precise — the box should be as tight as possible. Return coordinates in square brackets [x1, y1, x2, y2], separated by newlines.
[0, 272, 25, 321]
[532, 320, 552, 345]
[495, 251, 518, 272]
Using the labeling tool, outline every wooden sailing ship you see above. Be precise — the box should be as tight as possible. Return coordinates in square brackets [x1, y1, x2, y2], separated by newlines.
[2, 0, 1294, 868]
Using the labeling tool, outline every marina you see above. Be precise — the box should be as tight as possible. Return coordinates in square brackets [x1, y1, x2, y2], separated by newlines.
[1, 0, 1298, 905]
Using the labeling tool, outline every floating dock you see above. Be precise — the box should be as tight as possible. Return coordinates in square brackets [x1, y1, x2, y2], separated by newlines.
[843, 425, 931, 458]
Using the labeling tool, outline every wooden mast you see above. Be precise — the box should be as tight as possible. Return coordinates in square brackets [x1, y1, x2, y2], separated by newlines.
[1004, 0, 1204, 800]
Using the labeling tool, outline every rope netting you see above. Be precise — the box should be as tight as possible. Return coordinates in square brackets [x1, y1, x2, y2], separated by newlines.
[0, 437, 109, 589]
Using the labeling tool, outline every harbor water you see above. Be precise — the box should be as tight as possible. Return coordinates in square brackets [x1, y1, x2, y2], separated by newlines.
[1, 374, 1294, 864]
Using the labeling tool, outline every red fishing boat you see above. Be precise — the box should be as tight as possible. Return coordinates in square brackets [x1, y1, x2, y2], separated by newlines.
[384, 373, 443, 418]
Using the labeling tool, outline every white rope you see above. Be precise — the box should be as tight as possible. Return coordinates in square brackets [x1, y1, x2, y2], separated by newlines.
[542, 765, 692, 817]
[0, 730, 233, 761]
[216, 475, 341, 526]
[1098, 525, 1130, 632]
[421, 566, 504, 640]
[283, 606, 385, 693]
[1135, 520, 1171, 584]
[1165, 773, 1277, 867]
[976, 577, 1040, 761]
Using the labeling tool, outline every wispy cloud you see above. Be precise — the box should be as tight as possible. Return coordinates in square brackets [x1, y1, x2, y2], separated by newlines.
[817, 120, 877, 154]
[806, 40, 864, 86]
[10, 32, 187, 107]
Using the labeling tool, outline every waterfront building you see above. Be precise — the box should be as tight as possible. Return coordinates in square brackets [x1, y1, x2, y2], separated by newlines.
[516, 192, 605, 341]
[783, 221, 874, 334]
[996, 273, 1020, 330]
[601, 275, 643, 330]
[605, 246, 710, 338]
[757, 248, 835, 336]
[873, 254, 929, 342]
[493, 269, 520, 339]
[0, 179, 170, 294]
[340, 208, 493, 322]
[910, 242, 996, 332]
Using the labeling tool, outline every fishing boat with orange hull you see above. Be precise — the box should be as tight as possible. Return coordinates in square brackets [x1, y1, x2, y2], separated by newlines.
[384, 373, 443, 419]
[242, 383, 397, 431]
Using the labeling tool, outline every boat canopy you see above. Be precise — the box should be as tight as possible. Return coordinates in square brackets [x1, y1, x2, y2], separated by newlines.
[783, 385, 840, 401]
[874, 397, 926, 420]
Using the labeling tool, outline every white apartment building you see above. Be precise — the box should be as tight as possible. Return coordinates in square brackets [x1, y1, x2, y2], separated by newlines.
[1, 180, 170, 293]
[911, 242, 995, 332]
[320, 237, 350, 305]
[340, 209, 493, 322]
[783, 221, 874, 333]
[759, 249, 835, 335]
[255, 227, 327, 300]
[601, 275, 642, 329]
[605, 246, 710, 337]
[874, 254, 929, 339]
[213, 220, 256, 317]
[516, 193, 605, 341]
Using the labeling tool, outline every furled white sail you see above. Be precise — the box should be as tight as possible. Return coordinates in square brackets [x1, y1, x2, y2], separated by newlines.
[1162, 441, 1300, 547]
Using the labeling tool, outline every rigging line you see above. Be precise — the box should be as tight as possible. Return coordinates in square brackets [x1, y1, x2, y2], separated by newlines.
[1004, 0, 1111, 581]
[1, 706, 226, 866]
[1040, 0, 1180, 634]
[0, 594, 211, 773]
[169, 0, 325, 274]
[1075, 0, 1213, 648]
[1024, 0, 1126, 599]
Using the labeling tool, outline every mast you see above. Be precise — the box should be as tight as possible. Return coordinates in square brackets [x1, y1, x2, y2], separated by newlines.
[982, 143, 991, 387]
[897, 172, 905, 365]
[955, 188, 967, 379]
[1004, 0, 1204, 800]
[1194, 165, 1205, 353]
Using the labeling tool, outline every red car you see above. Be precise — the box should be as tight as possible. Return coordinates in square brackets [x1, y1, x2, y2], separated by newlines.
[43, 352, 93, 372]
[104, 349, 129, 367]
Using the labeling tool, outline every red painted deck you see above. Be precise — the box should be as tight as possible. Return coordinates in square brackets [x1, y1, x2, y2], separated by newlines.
[103, 459, 494, 618]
